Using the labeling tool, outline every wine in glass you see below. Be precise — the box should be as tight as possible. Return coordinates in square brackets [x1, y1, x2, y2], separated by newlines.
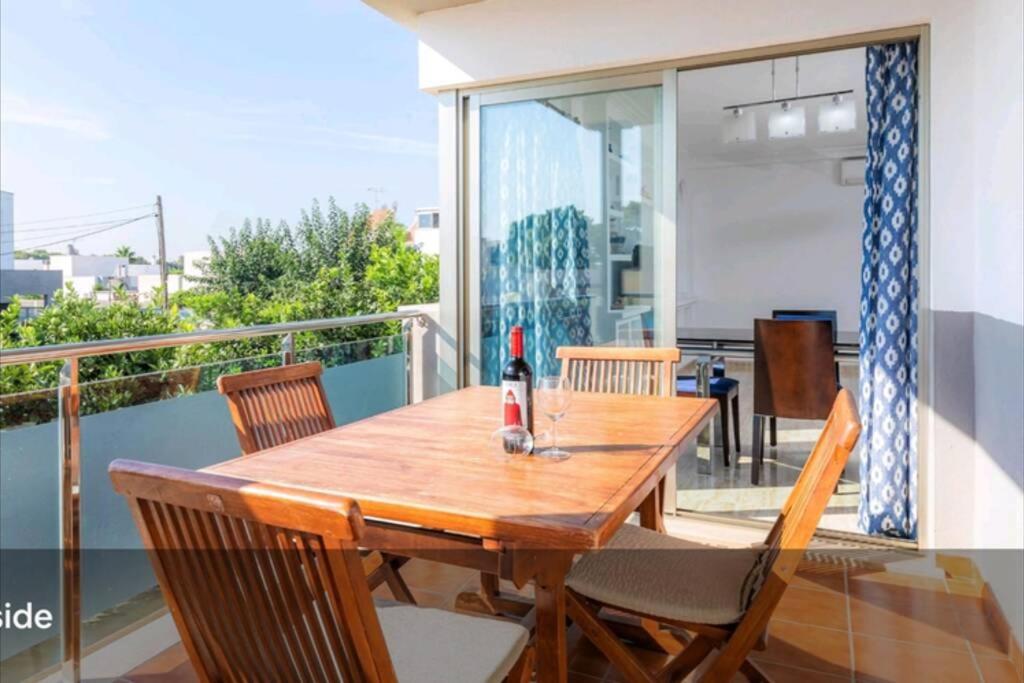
[536, 376, 573, 461]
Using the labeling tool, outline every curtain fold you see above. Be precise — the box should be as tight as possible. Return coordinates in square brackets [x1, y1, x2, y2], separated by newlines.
[483, 206, 592, 384]
[858, 42, 920, 539]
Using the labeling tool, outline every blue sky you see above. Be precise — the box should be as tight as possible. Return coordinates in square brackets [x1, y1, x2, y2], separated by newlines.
[0, 0, 437, 258]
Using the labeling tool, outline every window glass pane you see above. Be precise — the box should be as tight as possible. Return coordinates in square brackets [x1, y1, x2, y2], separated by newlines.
[479, 86, 662, 384]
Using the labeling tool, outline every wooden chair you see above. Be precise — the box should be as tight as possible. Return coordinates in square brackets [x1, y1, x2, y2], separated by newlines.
[110, 459, 535, 683]
[557, 345, 681, 531]
[217, 361, 415, 604]
[557, 346, 679, 397]
[768, 309, 841, 444]
[563, 389, 861, 682]
[217, 361, 336, 456]
[751, 319, 839, 485]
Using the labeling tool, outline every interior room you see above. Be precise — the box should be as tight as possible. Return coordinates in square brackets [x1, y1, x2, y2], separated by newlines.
[674, 47, 869, 535]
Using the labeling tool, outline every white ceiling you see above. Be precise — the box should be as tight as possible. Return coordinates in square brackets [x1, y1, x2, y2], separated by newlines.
[362, 0, 483, 25]
[679, 47, 866, 166]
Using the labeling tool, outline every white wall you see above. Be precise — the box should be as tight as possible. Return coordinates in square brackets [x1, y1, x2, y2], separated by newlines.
[678, 160, 863, 332]
[48, 254, 128, 280]
[408, 0, 1024, 643]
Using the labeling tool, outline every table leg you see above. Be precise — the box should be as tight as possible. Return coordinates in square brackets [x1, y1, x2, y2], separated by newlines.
[638, 485, 666, 534]
[695, 355, 716, 475]
[534, 554, 572, 683]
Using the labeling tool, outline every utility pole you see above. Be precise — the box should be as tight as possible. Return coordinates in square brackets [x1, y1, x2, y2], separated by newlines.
[155, 195, 168, 309]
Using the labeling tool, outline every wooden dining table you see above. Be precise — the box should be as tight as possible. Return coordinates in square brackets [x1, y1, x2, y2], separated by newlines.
[204, 385, 717, 682]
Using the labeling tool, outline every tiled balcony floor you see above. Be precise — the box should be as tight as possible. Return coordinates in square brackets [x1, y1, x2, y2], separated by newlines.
[121, 555, 1021, 683]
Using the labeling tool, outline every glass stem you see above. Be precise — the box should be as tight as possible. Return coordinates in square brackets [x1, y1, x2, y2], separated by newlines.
[553, 418, 558, 451]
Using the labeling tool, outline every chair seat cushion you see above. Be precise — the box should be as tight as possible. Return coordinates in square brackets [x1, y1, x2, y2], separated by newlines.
[676, 376, 739, 396]
[566, 524, 762, 625]
[377, 604, 529, 683]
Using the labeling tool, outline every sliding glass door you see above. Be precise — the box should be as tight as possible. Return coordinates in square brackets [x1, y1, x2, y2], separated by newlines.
[466, 73, 676, 385]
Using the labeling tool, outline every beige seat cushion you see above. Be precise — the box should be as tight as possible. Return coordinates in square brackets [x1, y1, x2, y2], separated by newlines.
[567, 524, 763, 625]
[377, 604, 529, 682]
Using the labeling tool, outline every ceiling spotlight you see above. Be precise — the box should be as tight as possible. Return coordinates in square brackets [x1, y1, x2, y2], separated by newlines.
[818, 93, 857, 133]
[721, 107, 756, 143]
[768, 101, 806, 139]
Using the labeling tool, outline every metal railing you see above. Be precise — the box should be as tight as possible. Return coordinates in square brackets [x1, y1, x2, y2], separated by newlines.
[0, 309, 426, 683]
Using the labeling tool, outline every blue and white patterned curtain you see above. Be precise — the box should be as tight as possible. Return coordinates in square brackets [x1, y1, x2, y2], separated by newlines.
[483, 206, 592, 383]
[858, 42, 919, 539]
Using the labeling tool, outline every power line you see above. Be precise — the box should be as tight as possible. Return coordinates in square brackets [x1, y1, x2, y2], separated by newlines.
[0, 202, 154, 229]
[2, 214, 154, 256]
[13, 215, 158, 234]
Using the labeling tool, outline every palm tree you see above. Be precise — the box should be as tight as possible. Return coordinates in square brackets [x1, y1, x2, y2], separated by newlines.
[114, 245, 136, 260]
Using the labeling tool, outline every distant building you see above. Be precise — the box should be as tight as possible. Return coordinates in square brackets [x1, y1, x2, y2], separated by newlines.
[409, 207, 440, 255]
[1, 190, 13, 271]
[182, 250, 210, 281]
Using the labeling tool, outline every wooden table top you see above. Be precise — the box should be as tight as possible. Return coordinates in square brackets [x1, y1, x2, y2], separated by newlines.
[205, 386, 717, 550]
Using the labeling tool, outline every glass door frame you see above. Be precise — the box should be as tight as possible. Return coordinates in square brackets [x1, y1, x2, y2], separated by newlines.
[460, 70, 678, 386]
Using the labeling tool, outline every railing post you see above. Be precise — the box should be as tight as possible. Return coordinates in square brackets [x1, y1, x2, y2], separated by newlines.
[58, 359, 81, 683]
[402, 317, 418, 405]
[281, 332, 295, 366]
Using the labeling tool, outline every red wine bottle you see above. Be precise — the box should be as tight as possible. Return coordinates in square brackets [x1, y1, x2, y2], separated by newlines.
[501, 325, 534, 452]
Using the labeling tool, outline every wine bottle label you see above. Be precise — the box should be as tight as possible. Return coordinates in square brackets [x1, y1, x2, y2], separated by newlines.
[501, 380, 530, 429]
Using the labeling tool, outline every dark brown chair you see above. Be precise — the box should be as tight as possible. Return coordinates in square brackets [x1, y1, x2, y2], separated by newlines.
[564, 389, 861, 682]
[751, 319, 839, 485]
[217, 361, 415, 603]
[110, 460, 534, 683]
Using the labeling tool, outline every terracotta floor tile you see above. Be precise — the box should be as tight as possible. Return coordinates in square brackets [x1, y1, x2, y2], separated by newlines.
[959, 610, 1014, 659]
[120, 643, 198, 683]
[774, 585, 850, 630]
[751, 621, 852, 677]
[847, 570, 954, 612]
[852, 634, 981, 683]
[791, 567, 848, 594]
[568, 638, 611, 679]
[746, 660, 850, 682]
[396, 558, 477, 595]
[849, 594, 967, 651]
[975, 655, 1022, 683]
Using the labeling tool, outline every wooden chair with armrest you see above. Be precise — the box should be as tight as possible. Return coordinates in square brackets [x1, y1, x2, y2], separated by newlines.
[217, 361, 415, 603]
[563, 388, 861, 682]
[751, 319, 839, 485]
[110, 459, 534, 683]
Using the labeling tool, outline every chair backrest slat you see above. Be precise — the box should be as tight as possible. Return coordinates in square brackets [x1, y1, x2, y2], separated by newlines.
[706, 389, 860, 683]
[217, 362, 336, 455]
[557, 346, 680, 398]
[110, 459, 397, 683]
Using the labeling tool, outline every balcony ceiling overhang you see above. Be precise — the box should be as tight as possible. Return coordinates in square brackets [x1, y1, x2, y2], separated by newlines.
[362, 0, 483, 26]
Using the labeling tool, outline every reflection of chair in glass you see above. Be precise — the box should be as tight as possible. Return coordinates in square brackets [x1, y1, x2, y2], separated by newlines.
[217, 361, 415, 603]
[752, 319, 839, 485]
[564, 389, 861, 683]
[110, 460, 534, 683]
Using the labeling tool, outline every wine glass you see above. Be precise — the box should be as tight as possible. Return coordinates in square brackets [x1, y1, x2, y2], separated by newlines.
[535, 376, 573, 461]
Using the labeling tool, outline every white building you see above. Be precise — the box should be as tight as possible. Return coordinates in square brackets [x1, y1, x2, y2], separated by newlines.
[0, 190, 13, 271]
[409, 207, 440, 255]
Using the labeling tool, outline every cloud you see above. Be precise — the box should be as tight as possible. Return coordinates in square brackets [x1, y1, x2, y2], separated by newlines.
[0, 91, 110, 141]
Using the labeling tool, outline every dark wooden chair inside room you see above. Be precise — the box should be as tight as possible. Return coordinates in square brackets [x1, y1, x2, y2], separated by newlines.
[766, 309, 841, 448]
[217, 361, 416, 603]
[751, 318, 839, 485]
